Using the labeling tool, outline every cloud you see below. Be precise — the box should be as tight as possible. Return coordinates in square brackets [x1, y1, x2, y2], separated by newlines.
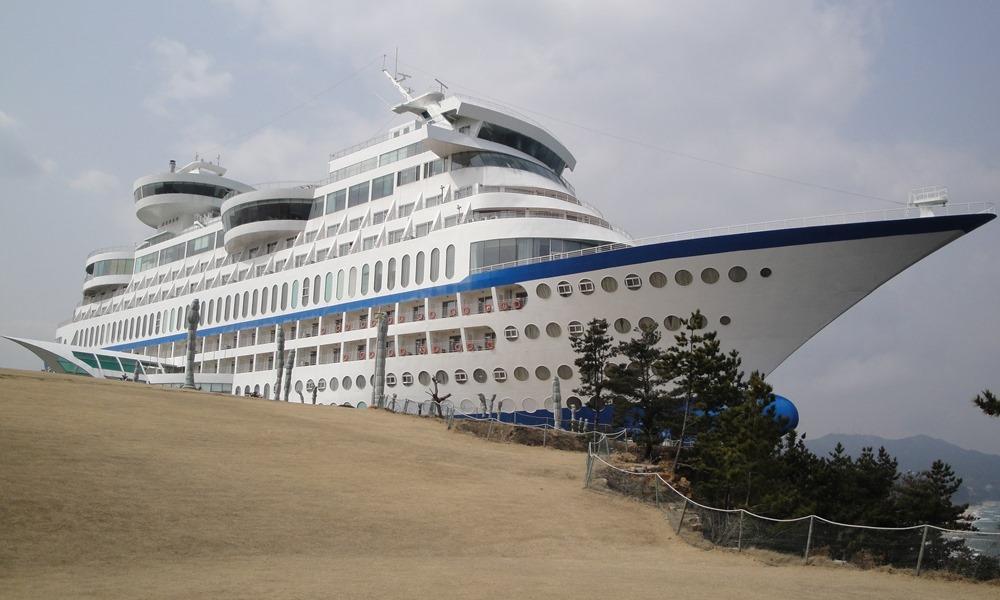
[143, 38, 233, 116]
[69, 169, 120, 194]
[0, 108, 56, 179]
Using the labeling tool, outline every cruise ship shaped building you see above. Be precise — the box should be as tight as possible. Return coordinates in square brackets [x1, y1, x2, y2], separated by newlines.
[7, 83, 995, 411]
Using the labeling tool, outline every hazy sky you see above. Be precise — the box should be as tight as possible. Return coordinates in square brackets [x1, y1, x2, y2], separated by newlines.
[1, 1, 998, 453]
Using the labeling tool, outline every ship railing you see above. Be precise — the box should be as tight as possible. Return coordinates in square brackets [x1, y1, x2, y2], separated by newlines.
[86, 245, 136, 260]
[328, 121, 424, 161]
[470, 202, 996, 274]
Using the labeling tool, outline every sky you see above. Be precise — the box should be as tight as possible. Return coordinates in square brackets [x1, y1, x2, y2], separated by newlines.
[1, 0, 998, 453]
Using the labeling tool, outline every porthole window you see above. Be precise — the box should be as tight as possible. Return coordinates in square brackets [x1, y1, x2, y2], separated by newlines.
[386, 373, 397, 386]
[649, 272, 667, 288]
[523, 398, 538, 412]
[356, 375, 366, 389]
[557, 281, 573, 297]
[235, 386, 241, 396]
[504, 326, 519, 341]
[546, 322, 562, 337]
[460, 399, 475, 412]
[493, 368, 507, 382]
[402, 372, 413, 386]
[638, 317, 657, 331]
[306, 379, 315, 392]
[728, 266, 747, 283]
[614, 318, 632, 334]
[760, 267, 773, 278]
[665, 315, 682, 331]
[329, 377, 338, 391]
[294, 380, 303, 394]
[317, 379, 327, 391]
[455, 369, 468, 383]
[524, 324, 540, 339]
[691, 313, 707, 329]
[701, 268, 719, 284]
[435, 370, 449, 385]
[342, 376, 352, 390]
[675, 270, 693, 286]
[579, 278, 595, 295]
[535, 366, 551, 380]
[568, 321, 584, 336]
[536, 283, 551, 299]
[418, 371, 431, 386]
[720, 315, 732, 326]
[557, 365, 573, 380]
[601, 276, 618, 292]
[624, 274, 642, 290]
[513, 367, 529, 381]
[473, 368, 488, 383]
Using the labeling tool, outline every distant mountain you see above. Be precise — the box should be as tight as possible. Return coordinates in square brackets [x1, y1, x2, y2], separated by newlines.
[805, 434, 1000, 505]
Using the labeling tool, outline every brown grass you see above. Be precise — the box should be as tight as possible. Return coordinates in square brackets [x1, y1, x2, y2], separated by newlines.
[0, 368, 995, 599]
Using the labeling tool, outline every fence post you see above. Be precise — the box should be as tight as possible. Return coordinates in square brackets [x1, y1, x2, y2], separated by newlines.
[915, 524, 929, 576]
[654, 476, 661, 508]
[804, 515, 814, 563]
[584, 451, 594, 488]
[737, 510, 744, 552]
[487, 418, 494, 440]
[677, 498, 689, 534]
[542, 427, 547, 447]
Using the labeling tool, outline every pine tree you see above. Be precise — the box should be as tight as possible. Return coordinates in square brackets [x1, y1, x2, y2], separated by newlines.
[607, 323, 669, 460]
[658, 310, 744, 472]
[571, 318, 617, 431]
[973, 389, 999, 417]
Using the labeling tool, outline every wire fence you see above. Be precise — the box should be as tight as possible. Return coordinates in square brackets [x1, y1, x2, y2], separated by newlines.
[583, 445, 1000, 581]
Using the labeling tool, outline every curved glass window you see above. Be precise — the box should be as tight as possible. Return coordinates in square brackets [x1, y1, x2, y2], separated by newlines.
[336, 270, 345, 299]
[301, 278, 310, 307]
[348, 267, 357, 297]
[429, 248, 440, 282]
[470, 237, 601, 270]
[445, 245, 455, 278]
[86, 258, 134, 278]
[387, 258, 396, 290]
[261, 287, 269, 314]
[373, 261, 383, 293]
[401, 255, 411, 287]
[476, 122, 567, 175]
[222, 198, 313, 230]
[271, 285, 278, 312]
[291, 280, 299, 308]
[251, 290, 258, 316]
[280, 283, 288, 310]
[134, 180, 235, 202]
[415, 252, 425, 284]
[207, 300, 215, 325]
[324, 273, 333, 302]
[313, 275, 321, 305]
[451, 150, 564, 184]
[361, 265, 370, 295]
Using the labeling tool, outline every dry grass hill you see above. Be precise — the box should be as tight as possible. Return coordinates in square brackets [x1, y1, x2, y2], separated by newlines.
[0, 369, 994, 599]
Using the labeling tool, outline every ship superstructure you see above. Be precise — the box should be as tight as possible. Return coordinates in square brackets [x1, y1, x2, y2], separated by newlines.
[7, 80, 994, 411]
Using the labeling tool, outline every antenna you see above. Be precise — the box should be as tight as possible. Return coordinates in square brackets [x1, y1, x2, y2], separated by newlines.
[381, 47, 413, 102]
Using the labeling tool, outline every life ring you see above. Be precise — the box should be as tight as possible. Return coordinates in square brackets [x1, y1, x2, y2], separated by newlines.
[485, 340, 495, 350]
[467, 342, 475, 352]
[500, 302, 509, 311]
[452, 343, 461, 352]
[398, 316, 405, 323]
[485, 304, 493, 313]
[345, 324, 352, 331]
[417, 314, 424, 321]
[462, 306, 470, 315]
[433, 345, 441, 354]
[419, 347, 427, 355]
[387, 317, 394, 324]
[388, 350, 395, 357]
[449, 309, 457, 317]
[335, 325, 342, 332]
[369, 352, 375, 359]
[429, 311, 436, 320]
[513, 299, 522, 309]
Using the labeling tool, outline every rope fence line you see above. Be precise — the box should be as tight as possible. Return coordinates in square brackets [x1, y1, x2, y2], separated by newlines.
[584, 444, 1000, 580]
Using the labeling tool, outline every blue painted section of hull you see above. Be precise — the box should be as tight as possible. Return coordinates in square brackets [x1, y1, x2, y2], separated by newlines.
[104, 212, 993, 353]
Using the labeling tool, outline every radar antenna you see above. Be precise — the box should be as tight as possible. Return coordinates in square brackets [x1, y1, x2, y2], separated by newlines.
[382, 48, 413, 102]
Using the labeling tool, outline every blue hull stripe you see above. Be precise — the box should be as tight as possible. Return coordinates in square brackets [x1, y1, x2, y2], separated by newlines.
[105, 213, 993, 353]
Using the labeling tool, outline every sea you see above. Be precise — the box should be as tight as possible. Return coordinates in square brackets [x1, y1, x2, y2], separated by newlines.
[966, 501, 1000, 557]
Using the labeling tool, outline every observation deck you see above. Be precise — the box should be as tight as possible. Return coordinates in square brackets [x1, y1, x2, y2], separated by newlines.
[133, 161, 253, 229]
[221, 186, 317, 253]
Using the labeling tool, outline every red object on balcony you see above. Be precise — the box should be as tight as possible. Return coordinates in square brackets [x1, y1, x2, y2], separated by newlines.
[449, 309, 457, 317]
[513, 299, 523, 309]
[485, 340, 495, 350]
[462, 306, 470, 315]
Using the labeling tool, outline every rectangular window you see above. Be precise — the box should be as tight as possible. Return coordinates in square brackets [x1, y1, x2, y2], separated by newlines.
[216, 230, 225, 248]
[397, 165, 420, 186]
[424, 194, 441, 209]
[397, 203, 414, 218]
[159, 242, 185, 265]
[348, 217, 363, 232]
[348, 181, 369, 207]
[414, 222, 431, 238]
[362, 236, 376, 250]
[266, 241, 277, 254]
[371, 210, 387, 225]
[329, 156, 378, 183]
[326, 224, 340, 237]
[444, 215, 459, 228]
[186, 232, 216, 257]
[423, 157, 446, 178]
[309, 198, 324, 218]
[338, 242, 352, 256]
[378, 141, 423, 167]
[370, 174, 393, 200]
[388, 229, 404, 244]
[326, 189, 346, 213]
